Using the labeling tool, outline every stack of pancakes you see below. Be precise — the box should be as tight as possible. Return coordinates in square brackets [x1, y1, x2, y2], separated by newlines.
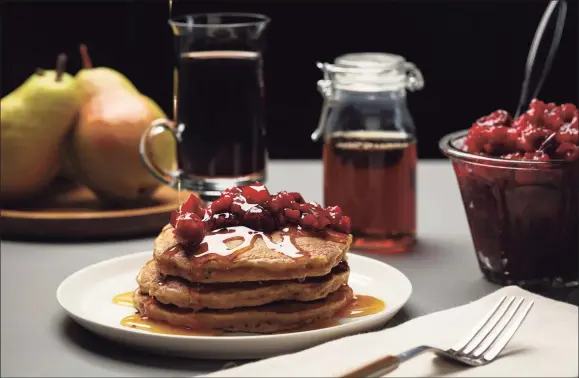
[134, 224, 354, 333]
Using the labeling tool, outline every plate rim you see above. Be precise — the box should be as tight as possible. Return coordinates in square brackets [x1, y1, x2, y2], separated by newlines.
[56, 250, 413, 341]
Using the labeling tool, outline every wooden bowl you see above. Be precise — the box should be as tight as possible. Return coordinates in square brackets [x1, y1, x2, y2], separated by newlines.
[0, 179, 191, 240]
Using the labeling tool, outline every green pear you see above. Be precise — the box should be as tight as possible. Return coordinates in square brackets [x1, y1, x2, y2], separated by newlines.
[64, 45, 176, 203]
[0, 54, 79, 202]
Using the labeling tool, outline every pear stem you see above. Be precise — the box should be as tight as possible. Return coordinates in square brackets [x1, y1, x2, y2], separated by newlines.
[55, 54, 67, 82]
[79, 44, 93, 69]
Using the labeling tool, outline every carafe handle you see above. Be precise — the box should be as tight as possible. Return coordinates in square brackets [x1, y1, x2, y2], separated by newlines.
[139, 118, 182, 187]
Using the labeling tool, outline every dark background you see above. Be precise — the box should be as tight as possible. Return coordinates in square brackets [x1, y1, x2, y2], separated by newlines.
[2, 0, 577, 159]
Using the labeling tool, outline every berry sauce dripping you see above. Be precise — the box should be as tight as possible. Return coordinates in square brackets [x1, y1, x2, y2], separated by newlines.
[168, 183, 352, 255]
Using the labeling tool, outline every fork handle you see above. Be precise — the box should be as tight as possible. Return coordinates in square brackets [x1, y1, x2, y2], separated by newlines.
[341, 346, 432, 377]
[341, 355, 401, 377]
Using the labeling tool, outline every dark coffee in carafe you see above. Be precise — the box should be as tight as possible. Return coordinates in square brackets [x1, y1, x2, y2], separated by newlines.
[177, 50, 266, 178]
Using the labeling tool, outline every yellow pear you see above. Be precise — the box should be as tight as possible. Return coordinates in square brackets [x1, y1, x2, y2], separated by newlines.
[64, 45, 175, 203]
[75, 44, 138, 101]
[0, 54, 78, 202]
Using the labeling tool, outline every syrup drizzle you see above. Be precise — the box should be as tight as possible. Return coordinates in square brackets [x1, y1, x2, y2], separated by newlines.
[163, 225, 349, 267]
[177, 177, 182, 213]
[196, 226, 303, 258]
[162, 226, 317, 266]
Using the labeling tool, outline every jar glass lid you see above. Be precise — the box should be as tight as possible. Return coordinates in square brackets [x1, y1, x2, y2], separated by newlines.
[334, 53, 405, 71]
[319, 52, 421, 92]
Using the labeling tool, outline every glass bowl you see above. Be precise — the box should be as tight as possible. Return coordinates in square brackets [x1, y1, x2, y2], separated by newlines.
[439, 129, 579, 289]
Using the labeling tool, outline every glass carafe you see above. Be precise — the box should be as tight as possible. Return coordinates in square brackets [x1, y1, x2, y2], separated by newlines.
[313, 53, 424, 253]
[140, 13, 270, 200]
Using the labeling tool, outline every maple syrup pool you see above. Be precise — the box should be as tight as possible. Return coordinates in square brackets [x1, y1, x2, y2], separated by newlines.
[112, 291, 385, 336]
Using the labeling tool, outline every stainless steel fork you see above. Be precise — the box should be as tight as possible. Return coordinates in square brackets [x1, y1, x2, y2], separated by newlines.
[341, 296, 534, 377]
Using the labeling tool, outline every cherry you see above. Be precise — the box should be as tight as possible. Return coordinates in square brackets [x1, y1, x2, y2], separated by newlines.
[181, 194, 205, 217]
[229, 196, 246, 215]
[333, 216, 352, 234]
[512, 114, 531, 130]
[206, 213, 239, 230]
[555, 117, 579, 145]
[481, 126, 511, 154]
[300, 213, 332, 231]
[504, 128, 520, 151]
[283, 208, 301, 221]
[242, 205, 275, 233]
[559, 104, 578, 122]
[241, 183, 271, 205]
[516, 126, 552, 152]
[326, 205, 343, 221]
[210, 195, 233, 214]
[525, 107, 545, 125]
[555, 143, 579, 161]
[463, 126, 488, 153]
[543, 112, 564, 131]
[173, 212, 206, 247]
[464, 112, 516, 156]
[268, 191, 304, 212]
[222, 186, 242, 197]
[475, 109, 512, 127]
[529, 98, 547, 111]
[523, 151, 550, 162]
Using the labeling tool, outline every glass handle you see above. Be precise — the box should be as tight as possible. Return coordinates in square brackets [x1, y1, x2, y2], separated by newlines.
[404, 62, 425, 92]
[139, 118, 182, 187]
[312, 79, 333, 142]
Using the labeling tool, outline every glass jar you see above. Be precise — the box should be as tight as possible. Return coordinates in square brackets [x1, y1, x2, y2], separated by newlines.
[313, 53, 424, 253]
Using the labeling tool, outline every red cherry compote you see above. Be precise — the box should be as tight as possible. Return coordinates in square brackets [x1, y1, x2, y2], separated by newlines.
[454, 99, 579, 288]
[169, 183, 352, 248]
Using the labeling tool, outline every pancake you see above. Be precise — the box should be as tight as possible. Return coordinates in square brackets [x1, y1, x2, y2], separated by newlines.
[133, 284, 354, 333]
[154, 224, 352, 283]
[137, 259, 350, 310]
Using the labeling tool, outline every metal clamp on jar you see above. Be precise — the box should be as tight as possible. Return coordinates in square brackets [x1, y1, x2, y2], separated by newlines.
[313, 52, 424, 253]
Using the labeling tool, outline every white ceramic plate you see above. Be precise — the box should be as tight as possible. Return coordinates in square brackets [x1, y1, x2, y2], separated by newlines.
[57, 251, 412, 359]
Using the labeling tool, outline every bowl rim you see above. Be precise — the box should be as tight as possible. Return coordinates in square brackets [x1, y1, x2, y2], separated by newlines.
[438, 129, 574, 167]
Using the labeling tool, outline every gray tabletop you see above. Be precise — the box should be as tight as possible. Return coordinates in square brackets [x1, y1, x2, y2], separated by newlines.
[0, 160, 536, 376]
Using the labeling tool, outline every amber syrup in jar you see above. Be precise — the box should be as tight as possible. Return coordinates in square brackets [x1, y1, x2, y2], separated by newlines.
[324, 130, 417, 252]
[315, 53, 424, 253]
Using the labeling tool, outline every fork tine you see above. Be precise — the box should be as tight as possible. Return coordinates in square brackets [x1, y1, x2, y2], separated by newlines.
[450, 295, 508, 352]
[459, 296, 516, 355]
[482, 299, 534, 362]
[470, 297, 525, 358]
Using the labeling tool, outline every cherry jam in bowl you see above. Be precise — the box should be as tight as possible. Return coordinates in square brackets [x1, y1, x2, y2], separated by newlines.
[439, 100, 579, 289]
